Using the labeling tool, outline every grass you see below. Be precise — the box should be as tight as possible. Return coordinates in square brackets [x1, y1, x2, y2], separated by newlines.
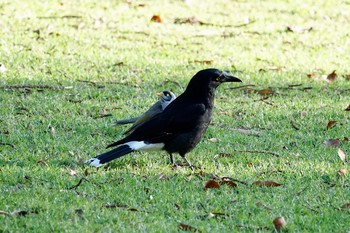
[1, 0, 350, 232]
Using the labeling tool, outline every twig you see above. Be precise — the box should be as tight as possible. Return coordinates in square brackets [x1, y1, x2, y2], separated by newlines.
[290, 120, 300, 130]
[259, 97, 274, 106]
[0, 142, 15, 148]
[221, 176, 248, 185]
[68, 177, 88, 190]
[92, 113, 113, 119]
[232, 149, 280, 157]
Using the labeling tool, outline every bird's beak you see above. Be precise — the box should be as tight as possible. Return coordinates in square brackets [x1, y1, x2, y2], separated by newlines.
[156, 92, 162, 97]
[223, 73, 242, 82]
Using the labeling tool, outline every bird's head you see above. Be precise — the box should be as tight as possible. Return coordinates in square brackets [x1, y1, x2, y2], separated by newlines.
[185, 68, 242, 95]
[159, 90, 176, 102]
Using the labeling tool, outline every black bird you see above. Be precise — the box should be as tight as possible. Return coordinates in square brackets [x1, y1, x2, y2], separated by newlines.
[113, 90, 176, 135]
[86, 68, 241, 170]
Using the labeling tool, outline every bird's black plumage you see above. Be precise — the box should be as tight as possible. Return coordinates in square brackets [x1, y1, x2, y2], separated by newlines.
[86, 68, 242, 170]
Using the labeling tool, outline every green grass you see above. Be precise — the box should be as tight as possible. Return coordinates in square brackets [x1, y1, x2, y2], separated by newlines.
[1, 0, 350, 232]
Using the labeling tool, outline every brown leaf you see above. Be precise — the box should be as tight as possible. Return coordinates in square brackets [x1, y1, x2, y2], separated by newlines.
[204, 180, 220, 189]
[326, 120, 336, 130]
[338, 148, 346, 162]
[220, 180, 238, 188]
[345, 104, 350, 111]
[272, 216, 287, 231]
[337, 168, 347, 176]
[84, 169, 89, 176]
[344, 74, 350, 80]
[340, 203, 350, 209]
[257, 88, 275, 97]
[322, 139, 341, 147]
[253, 180, 282, 187]
[150, 15, 162, 23]
[327, 70, 337, 82]
[178, 223, 200, 232]
[307, 73, 316, 79]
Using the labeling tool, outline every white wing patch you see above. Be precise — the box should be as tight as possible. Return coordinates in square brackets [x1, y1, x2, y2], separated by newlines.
[87, 158, 102, 167]
[125, 141, 164, 151]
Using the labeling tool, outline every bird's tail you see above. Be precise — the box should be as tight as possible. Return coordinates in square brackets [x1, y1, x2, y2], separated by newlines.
[113, 117, 139, 126]
[86, 145, 134, 167]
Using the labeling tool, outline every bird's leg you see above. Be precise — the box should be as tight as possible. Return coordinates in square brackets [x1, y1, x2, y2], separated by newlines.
[182, 156, 194, 171]
[169, 153, 175, 165]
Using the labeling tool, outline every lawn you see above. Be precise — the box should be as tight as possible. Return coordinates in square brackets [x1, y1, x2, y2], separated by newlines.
[0, 0, 349, 232]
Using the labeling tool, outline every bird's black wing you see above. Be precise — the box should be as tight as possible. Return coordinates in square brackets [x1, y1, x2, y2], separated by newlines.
[106, 102, 206, 148]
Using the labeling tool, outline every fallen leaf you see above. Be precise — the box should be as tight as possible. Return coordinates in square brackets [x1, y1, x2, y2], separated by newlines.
[150, 15, 162, 23]
[345, 104, 350, 111]
[340, 203, 350, 209]
[322, 139, 341, 147]
[208, 138, 218, 143]
[178, 223, 200, 232]
[338, 148, 346, 162]
[326, 120, 336, 130]
[84, 169, 89, 176]
[257, 88, 275, 97]
[307, 73, 316, 79]
[337, 168, 347, 176]
[344, 74, 350, 80]
[69, 169, 77, 176]
[273, 216, 287, 231]
[204, 180, 220, 189]
[220, 180, 238, 188]
[253, 180, 282, 187]
[326, 70, 337, 82]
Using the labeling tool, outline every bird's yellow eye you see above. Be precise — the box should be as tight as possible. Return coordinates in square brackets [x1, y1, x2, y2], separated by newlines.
[215, 77, 221, 82]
